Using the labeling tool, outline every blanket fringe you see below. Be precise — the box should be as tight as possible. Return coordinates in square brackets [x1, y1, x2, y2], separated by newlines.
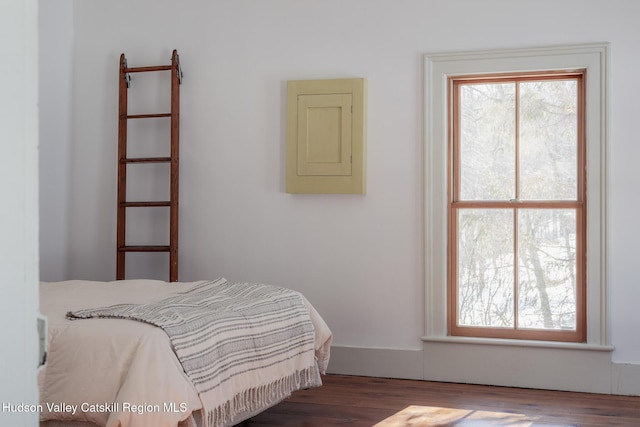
[207, 365, 321, 427]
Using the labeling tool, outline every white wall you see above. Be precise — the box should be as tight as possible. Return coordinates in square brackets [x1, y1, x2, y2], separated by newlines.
[39, 0, 73, 282]
[0, 0, 40, 424]
[41, 0, 640, 373]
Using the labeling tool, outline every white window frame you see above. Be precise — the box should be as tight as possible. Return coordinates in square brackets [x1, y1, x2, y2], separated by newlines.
[423, 44, 610, 349]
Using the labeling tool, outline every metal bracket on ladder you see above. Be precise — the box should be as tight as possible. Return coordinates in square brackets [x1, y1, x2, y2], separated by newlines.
[175, 53, 184, 84]
[122, 57, 131, 88]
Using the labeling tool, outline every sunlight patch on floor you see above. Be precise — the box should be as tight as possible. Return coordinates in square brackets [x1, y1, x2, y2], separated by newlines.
[374, 405, 542, 426]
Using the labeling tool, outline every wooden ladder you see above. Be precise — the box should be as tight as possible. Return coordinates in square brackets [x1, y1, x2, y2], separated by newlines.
[116, 50, 183, 282]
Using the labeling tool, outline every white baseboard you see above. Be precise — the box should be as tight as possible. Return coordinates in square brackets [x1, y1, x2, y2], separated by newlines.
[612, 363, 640, 396]
[326, 345, 423, 380]
[326, 345, 640, 396]
[422, 340, 613, 394]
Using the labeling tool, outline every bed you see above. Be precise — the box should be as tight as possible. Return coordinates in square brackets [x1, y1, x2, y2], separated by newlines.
[38, 278, 332, 427]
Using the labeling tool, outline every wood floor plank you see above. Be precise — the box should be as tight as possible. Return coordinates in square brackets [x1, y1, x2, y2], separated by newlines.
[241, 375, 640, 426]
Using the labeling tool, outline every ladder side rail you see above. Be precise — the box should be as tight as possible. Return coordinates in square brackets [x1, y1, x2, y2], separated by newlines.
[169, 49, 180, 282]
[116, 53, 129, 280]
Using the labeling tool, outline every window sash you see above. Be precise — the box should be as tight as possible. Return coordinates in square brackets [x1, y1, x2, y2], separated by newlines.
[447, 72, 586, 342]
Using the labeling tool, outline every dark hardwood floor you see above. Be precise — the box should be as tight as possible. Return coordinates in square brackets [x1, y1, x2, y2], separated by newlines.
[241, 374, 640, 426]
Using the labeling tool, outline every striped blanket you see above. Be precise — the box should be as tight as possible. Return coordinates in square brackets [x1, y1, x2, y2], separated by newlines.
[67, 278, 322, 427]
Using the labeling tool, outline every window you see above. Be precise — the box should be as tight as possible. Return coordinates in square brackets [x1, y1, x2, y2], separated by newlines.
[449, 72, 585, 342]
[424, 44, 608, 347]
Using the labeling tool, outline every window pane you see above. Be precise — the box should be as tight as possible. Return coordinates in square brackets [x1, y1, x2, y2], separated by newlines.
[519, 80, 578, 200]
[458, 209, 514, 328]
[459, 83, 515, 200]
[517, 209, 577, 330]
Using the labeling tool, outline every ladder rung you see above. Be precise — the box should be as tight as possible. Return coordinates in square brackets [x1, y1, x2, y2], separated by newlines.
[122, 157, 171, 164]
[119, 245, 170, 253]
[125, 113, 172, 119]
[122, 201, 171, 207]
[124, 65, 172, 73]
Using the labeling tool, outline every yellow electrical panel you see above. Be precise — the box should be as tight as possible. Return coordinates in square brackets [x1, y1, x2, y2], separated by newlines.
[286, 78, 366, 194]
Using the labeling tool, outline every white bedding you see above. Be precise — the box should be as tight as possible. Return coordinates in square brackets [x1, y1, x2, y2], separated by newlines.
[38, 279, 332, 427]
